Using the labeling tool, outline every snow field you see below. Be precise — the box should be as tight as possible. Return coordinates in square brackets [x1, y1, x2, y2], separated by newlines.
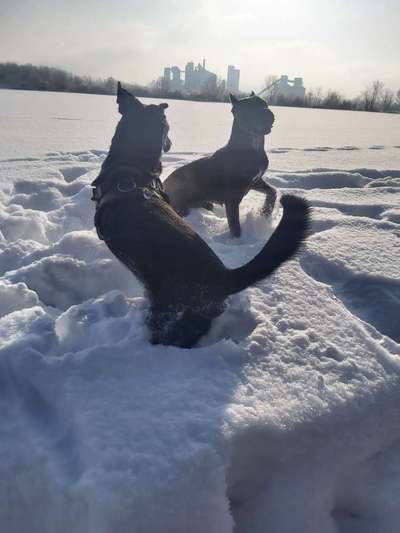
[0, 150, 399, 532]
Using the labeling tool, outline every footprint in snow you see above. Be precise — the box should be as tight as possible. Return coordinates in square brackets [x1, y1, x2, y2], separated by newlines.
[58, 166, 91, 182]
[300, 254, 400, 343]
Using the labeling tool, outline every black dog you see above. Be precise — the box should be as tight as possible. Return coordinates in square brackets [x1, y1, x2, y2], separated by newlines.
[92, 84, 310, 348]
[164, 92, 276, 238]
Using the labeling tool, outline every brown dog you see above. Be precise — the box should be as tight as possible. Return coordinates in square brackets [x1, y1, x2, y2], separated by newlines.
[91, 85, 309, 348]
[164, 92, 276, 237]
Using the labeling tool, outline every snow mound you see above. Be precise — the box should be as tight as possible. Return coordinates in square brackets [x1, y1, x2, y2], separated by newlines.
[1, 152, 400, 533]
[0, 280, 39, 318]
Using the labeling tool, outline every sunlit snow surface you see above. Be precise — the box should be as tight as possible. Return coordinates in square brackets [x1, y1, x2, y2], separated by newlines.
[1, 148, 400, 533]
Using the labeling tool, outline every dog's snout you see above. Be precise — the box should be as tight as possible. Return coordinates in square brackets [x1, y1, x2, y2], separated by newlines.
[163, 136, 172, 153]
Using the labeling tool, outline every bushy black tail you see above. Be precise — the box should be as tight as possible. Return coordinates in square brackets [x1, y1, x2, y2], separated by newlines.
[225, 195, 310, 295]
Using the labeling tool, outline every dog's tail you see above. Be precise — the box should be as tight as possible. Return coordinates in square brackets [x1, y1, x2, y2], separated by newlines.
[224, 195, 310, 296]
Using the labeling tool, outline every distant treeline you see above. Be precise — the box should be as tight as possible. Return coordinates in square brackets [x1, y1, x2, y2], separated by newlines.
[264, 75, 400, 114]
[0, 62, 150, 98]
[0, 62, 230, 103]
[1, 62, 399, 113]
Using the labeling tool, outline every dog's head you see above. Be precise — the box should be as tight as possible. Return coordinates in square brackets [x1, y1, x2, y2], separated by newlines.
[115, 82, 172, 154]
[230, 92, 275, 136]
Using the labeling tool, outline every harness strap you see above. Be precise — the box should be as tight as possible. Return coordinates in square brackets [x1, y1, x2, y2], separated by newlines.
[91, 174, 169, 241]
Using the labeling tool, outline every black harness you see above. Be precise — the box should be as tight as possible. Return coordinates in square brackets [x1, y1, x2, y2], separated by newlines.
[91, 169, 169, 241]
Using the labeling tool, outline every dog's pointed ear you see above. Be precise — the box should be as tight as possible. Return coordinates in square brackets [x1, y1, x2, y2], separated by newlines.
[159, 102, 168, 110]
[117, 81, 130, 102]
[229, 93, 239, 106]
[116, 81, 143, 115]
[250, 90, 255, 96]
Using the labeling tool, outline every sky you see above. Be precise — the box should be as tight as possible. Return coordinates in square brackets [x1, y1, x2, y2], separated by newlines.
[1, 0, 399, 97]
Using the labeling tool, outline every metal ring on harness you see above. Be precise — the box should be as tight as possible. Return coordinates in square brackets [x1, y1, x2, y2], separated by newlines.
[142, 187, 152, 200]
[117, 179, 137, 193]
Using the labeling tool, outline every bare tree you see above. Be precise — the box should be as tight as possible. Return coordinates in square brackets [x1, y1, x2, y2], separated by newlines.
[381, 88, 395, 112]
[395, 89, 400, 112]
[216, 78, 226, 100]
[304, 87, 323, 108]
[262, 74, 280, 104]
[323, 90, 343, 109]
[361, 80, 384, 112]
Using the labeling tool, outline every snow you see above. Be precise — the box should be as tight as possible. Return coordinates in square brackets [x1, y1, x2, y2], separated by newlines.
[1, 103, 400, 531]
[2, 89, 400, 170]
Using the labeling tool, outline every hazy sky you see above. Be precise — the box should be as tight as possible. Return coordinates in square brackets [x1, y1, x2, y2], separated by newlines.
[1, 0, 399, 96]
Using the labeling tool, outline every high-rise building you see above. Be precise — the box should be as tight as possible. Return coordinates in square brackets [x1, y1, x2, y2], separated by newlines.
[275, 75, 305, 100]
[170, 66, 183, 91]
[184, 62, 195, 92]
[162, 60, 217, 94]
[226, 65, 240, 93]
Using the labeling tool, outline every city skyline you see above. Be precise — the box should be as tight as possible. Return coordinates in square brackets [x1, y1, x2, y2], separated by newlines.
[162, 60, 240, 94]
[1, 0, 399, 97]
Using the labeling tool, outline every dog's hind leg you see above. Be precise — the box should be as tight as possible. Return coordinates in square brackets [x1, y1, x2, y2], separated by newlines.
[226, 201, 241, 238]
[251, 176, 276, 196]
[251, 176, 277, 216]
[148, 305, 216, 348]
[190, 201, 214, 212]
[200, 201, 214, 212]
[171, 204, 190, 217]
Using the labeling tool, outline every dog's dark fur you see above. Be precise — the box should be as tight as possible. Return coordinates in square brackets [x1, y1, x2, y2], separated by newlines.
[92, 85, 310, 348]
[164, 92, 276, 237]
